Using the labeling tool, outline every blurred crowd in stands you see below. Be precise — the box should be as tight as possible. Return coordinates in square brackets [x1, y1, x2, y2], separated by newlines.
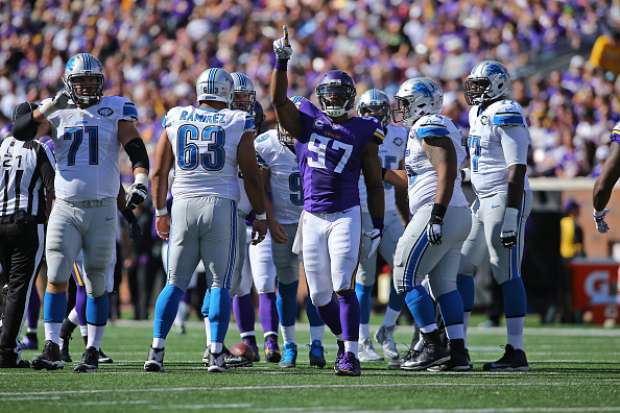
[0, 0, 619, 319]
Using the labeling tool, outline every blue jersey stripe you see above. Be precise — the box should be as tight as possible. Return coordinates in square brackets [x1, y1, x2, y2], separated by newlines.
[417, 126, 450, 138]
[493, 114, 524, 126]
[123, 103, 138, 120]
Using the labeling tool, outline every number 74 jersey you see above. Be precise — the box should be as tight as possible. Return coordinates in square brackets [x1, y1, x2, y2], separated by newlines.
[44, 95, 138, 201]
[164, 105, 255, 202]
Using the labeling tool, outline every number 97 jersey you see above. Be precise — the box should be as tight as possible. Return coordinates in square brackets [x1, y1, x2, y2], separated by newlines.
[255, 129, 303, 224]
[164, 105, 255, 202]
[44, 95, 137, 201]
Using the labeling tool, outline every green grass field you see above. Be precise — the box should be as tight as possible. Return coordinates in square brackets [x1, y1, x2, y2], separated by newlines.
[2, 320, 620, 413]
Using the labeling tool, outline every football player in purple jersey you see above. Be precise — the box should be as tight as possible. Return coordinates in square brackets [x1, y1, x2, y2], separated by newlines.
[271, 26, 384, 376]
[593, 122, 620, 233]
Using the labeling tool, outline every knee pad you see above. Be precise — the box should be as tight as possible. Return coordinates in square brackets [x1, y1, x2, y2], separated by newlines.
[310, 289, 333, 308]
[83, 275, 106, 298]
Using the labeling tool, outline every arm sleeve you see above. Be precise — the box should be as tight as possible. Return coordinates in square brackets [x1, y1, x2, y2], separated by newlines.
[498, 125, 529, 167]
[243, 113, 256, 134]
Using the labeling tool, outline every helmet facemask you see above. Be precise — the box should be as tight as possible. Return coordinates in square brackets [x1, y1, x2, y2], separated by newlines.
[65, 74, 104, 107]
[231, 90, 256, 113]
[464, 77, 492, 105]
[316, 84, 355, 118]
[358, 102, 389, 128]
[393, 96, 430, 127]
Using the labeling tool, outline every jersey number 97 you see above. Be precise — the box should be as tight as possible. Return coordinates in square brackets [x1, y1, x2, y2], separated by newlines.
[177, 124, 225, 171]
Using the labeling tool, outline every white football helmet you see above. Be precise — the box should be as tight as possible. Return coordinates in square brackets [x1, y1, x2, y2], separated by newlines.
[196, 68, 234, 105]
[63, 53, 104, 106]
[357, 88, 390, 127]
[393, 77, 443, 127]
[230, 72, 256, 113]
[464, 60, 511, 105]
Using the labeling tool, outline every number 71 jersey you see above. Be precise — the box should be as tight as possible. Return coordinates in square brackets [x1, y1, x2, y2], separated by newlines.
[164, 105, 255, 202]
[45, 95, 137, 201]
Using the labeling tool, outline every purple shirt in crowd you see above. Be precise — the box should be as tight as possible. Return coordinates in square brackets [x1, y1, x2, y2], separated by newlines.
[294, 100, 384, 213]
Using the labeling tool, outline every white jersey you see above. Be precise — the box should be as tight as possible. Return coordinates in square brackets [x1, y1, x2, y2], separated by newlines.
[164, 105, 255, 201]
[405, 114, 468, 213]
[255, 129, 303, 224]
[359, 123, 407, 213]
[467, 99, 530, 197]
[45, 95, 137, 201]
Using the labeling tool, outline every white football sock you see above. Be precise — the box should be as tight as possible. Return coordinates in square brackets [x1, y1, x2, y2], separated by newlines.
[309, 326, 325, 343]
[86, 324, 105, 350]
[420, 323, 438, 333]
[68, 308, 80, 326]
[463, 311, 471, 347]
[44, 322, 62, 345]
[359, 323, 370, 341]
[174, 301, 188, 327]
[79, 325, 88, 337]
[210, 342, 223, 354]
[445, 323, 464, 340]
[382, 307, 400, 327]
[280, 325, 296, 344]
[344, 340, 358, 356]
[152, 337, 166, 349]
[506, 316, 525, 350]
[203, 317, 210, 345]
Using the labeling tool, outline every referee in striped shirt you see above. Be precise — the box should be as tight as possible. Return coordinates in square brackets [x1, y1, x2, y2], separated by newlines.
[0, 102, 54, 368]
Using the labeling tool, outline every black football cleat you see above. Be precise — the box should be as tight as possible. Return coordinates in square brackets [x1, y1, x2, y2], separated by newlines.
[401, 330, 450, 371]
[428, 339, 472, 372]
[98, 348, 113, 364]
[32, 340, 64, 370]
[0, 347, 30, 368]
[208, 351, 228, 373]
[74, 347, 99, 373]
[60, 338, 72, 363]
[483, 344, 529, 371]
[144, 347, 165, 372]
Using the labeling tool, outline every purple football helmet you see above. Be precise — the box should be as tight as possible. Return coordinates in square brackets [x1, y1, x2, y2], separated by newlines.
[315, 70, 356, 118]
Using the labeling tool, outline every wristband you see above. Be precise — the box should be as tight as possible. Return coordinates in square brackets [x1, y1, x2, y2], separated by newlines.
[134, 172, 148, 186]
[431, 203, 447, 221]
[155, 208, 168, 217]
[255, 212, 267, 220]
[372, 217, 384, 232]
[274, 59, 289, 71]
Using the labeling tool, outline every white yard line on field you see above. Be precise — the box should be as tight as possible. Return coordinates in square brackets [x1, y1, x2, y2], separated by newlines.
[267, 408, 620, 413]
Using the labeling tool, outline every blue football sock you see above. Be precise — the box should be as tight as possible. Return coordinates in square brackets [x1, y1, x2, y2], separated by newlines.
[86, 294, 109, 326]
[355, 283, 373, 325]
[153, 284, 184, 339]
[457, 274, 475, 312]
[201, 288, 211, 318]
[43, 291, 67, 323]
[404, 285, 436, 329]
[437, 290, 464, 326]
[387, 284, 403, 312]
[305, 296, 324, 327]
[277, 281, 298, 327]
[502, 277, 527, 318]
[209, 287, 231, 343]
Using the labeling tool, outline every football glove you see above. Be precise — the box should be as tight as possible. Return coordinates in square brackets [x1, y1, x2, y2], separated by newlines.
[39, 91, 71, 118]
[426, 203, 446, 245]
[500, 207, 519, 248]
[594, 208, 610, 234]
[363, 228, 382, 260]
[273, 26, 293, 61]
[126, 183, 148, 209]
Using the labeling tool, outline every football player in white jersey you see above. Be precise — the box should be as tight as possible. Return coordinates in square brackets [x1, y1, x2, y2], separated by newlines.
[458, 60, 532, 371]
[248, 95, 310, 368]
[354, 89, 408, 365]
[593, 122, 620, 233]
[145, 67, 267, 373]
[390, 77, 472, 371]
[12, 53, 150, 372]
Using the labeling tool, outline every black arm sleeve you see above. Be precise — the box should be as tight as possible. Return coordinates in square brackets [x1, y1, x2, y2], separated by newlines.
[124, 138, 150, 171]
[12, 111, 39, 141]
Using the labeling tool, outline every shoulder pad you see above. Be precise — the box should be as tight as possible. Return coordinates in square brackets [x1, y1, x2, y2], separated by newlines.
[100, 96, 138, 121]
[490, 100, 525, 127]
[162, 107, 186, 127]
[415, 115, 450, 139]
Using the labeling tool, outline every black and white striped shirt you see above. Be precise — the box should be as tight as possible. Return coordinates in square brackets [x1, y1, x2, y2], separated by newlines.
[0, 136, 55, 222]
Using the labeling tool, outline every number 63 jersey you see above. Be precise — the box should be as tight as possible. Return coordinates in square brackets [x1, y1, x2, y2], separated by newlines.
[255, 129, 303, 224]
[44, 95, 138, 201]
[295, 100, 384, 213]
[164, 105, 255, 202]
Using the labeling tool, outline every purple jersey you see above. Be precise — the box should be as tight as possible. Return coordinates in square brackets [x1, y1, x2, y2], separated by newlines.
[294, 100, 384, 213]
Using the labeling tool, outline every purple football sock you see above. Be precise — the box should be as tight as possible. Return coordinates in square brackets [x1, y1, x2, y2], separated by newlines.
[233, 293, 256, 335]
[27, 284, 41, 330]
[75, 284, 87, 326]
[317, 296, 342, 337]
[258, 292, 278, 335]
[338, 291, 360, 342]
